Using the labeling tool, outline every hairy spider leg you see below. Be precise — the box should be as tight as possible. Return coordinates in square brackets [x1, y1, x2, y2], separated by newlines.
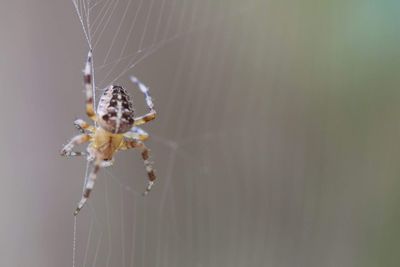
[130, 76, 156, 126]
[74, 157, 102, 216]
[122, 139, 156, 195]
[123, 126, 150, 142]
[84, 50, 97, 121]
[74, 118, 95, 133]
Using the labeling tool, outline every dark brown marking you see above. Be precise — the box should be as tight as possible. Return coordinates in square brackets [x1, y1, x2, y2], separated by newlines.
[123, 111, 132, 117]
[83, 189, 91, 198]
[109, 111, 117, 117]
[143, 113, 156, 122]
[148, 171, 156, 181]
[122, 101, 130, 109]
[142, 150, 149, 160]
[94, 165, 100, 173]
[87, 52, 92, 63]
[84, 75, 91, 84]
[109, 100, 117, 106]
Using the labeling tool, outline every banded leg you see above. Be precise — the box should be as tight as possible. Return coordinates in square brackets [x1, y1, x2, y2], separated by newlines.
[84, 50, 97, 121]
[74, 118, 94, 133]
[65, 151, 87, 157]
[74, 157, 101, 216]
[123, 139, 156, 195]
[130, 76, 156, 126]
[61, 134, 90, 157]
[123, 126, 150, 142]
[100, 158, 115, 168]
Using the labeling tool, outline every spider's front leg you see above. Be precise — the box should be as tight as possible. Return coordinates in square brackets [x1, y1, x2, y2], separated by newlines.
[61, 134, 90, 157]
[130, 76, 156, 126]
[74, 118, 94, 133]
[84, 50, 97, 122]
[74, 156, 102, 216]
[122, 139, 157, 195]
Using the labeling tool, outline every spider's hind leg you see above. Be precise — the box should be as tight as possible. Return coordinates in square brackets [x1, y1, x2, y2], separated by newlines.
[122, 139, 156, 196]
[74, 157, 102, 216]
[100, 158, 115, 168]
[140, 144, 156, 196]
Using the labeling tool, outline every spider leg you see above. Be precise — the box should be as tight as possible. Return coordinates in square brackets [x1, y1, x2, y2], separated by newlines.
[74, 118, 94, 133]
[84, 50, 97, 121]
[122, 139, 156, 195]
[123, 126, 149, 142]
[74, 157, 102, 216]
[100, 158, 114, 168]
[130, 76, 156, 126]
[64, 151, 87, 157]
[61, 134, 91, 157]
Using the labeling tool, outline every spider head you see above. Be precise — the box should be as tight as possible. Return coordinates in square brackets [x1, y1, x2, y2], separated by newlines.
[97, 85, 135, 134]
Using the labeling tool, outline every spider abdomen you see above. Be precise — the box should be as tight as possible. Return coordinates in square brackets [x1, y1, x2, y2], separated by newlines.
[97, 85, 135, 134]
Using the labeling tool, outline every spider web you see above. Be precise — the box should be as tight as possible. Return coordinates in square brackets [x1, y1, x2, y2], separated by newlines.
[70, 0, 264, 267]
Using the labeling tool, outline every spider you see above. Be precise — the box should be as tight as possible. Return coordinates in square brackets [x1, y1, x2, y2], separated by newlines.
[61, 50, 157, 216]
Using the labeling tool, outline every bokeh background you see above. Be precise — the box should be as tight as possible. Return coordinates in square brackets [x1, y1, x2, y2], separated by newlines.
[1, 0, 400, 267]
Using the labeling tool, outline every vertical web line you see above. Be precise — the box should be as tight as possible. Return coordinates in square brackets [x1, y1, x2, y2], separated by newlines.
[72, 216, 77, 267]
[129, 200, 137, 267]
[120, 185, 126, 267]
[82, 217, 94, 267]
[141, 203, 147, 267]
[130, 201, 137, 267]
[105, 176, 112, 267]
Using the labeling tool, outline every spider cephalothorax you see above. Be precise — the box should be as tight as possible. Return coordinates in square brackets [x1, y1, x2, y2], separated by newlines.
[97, 85, 135, 134]
[61, 50, 157, 216]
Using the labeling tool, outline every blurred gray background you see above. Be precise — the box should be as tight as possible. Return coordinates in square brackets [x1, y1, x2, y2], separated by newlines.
[1, 0, 400, 267]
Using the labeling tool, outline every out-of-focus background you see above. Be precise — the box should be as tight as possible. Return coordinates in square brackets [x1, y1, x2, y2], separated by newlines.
[1, 0, 400, 267]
